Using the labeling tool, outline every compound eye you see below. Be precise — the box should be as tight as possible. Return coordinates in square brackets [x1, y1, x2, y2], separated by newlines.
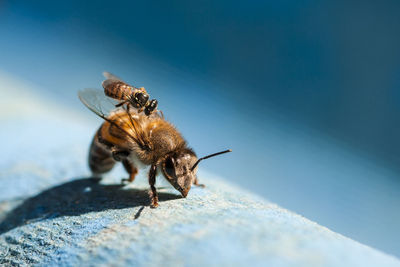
[164, 156, 176, 179]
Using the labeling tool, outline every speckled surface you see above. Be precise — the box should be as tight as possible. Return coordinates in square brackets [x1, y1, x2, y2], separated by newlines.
[1, 74, 400, 267]
[1, 167, 400, 267]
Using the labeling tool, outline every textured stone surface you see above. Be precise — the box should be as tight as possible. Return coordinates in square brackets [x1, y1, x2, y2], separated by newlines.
[1, 74, 400, 266]
[1, 169, 400, 267]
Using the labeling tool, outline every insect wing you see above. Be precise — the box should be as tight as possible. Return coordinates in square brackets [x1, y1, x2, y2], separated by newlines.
[103, 71, 123, 81]
[78, 88, 149, 149]
[78, 88, 121, 119]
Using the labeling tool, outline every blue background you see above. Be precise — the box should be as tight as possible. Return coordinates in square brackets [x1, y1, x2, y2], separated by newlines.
[1, 0, 400, 257]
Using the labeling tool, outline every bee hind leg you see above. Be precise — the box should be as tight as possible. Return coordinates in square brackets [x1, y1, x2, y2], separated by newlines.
[111, 149, 129, 162]
[121, 159, 138, 184]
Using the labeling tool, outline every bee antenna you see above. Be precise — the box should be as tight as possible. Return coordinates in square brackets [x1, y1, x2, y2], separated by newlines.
[191, 149, 232, 172]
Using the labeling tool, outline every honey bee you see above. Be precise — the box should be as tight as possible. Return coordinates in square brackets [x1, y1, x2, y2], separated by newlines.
[78, 78, 231, 208]
[102, 71, 158, 116]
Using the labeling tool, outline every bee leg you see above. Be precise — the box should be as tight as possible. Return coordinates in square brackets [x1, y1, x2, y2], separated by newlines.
[115, 100, 127, 108]
[121, 160, 138, 183]
[148, 164, 159, 208]
[193, 177, 205, 188]
[111, 149, 129, 162]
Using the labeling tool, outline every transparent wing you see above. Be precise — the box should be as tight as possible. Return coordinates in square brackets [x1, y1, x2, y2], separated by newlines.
[78, 88, 121, 118]
[78, 88, 150, 150]
[103, 71, 123, 81]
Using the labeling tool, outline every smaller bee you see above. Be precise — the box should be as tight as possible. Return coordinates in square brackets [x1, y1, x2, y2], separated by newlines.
[102, 72, 158, 116]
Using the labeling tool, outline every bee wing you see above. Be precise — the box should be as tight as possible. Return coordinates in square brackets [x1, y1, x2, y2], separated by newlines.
[102, 71, 123, 81]
[78, 88, 121, 118]
[78, 88, 150, 150]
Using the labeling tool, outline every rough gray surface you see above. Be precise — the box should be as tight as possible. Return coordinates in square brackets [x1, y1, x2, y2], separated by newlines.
[1, 75, 400, 266]
[1, 170, 400, 267]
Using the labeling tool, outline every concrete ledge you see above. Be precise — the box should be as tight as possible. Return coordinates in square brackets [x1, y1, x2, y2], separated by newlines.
[1, 168, 400, 266]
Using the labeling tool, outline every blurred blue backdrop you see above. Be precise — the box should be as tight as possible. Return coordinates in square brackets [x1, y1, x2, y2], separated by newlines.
[1, 0, 400, 257]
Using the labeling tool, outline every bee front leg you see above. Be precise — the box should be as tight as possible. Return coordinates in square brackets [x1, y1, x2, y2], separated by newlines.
[148, 164, 159, 208]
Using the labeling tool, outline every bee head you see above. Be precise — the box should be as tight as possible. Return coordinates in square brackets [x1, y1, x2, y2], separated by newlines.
[161, 148, 231, 198]
[161, 149, 198, 198]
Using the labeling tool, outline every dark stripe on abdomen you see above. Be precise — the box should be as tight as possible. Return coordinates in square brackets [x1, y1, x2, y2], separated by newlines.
[103, 80, 131, 100]
[88, 130, 116, 174]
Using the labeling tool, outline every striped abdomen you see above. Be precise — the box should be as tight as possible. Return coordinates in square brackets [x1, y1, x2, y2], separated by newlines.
[102, 79, 133, 100]
[88, 129, 116, 175]
[88, 111, 145, 174]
